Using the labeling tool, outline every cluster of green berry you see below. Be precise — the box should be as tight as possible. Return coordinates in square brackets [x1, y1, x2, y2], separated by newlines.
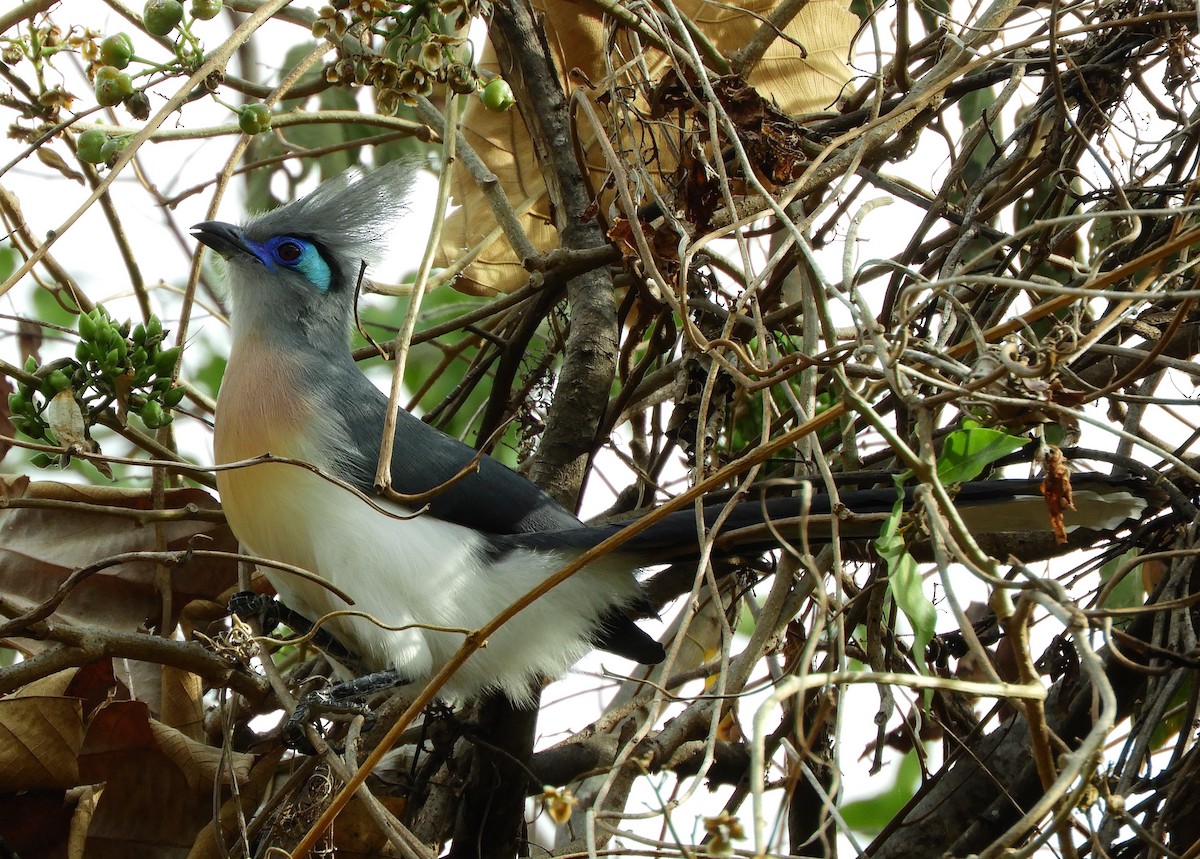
[77, 126, 129, 165]
[79, 0, 225, 161]
[87, 29, 140, 120]
[237, 103, 272, 135]
[143, 0, 224, 35]
[311, 0, 513, 114]
[8, 307, 186, 465]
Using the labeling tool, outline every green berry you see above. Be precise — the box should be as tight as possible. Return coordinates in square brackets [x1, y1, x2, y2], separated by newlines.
[24, 356, 36, 373]
[46, 370, 71, 393]
[7, 392, 27, 415]
[154, 346, 181, 376]
[75, 341, 92, 362]
[190, 0, 222, 19]
[77, 129, 108, 164]
[480, 78, 515, 113]
[99, 33, 134, 69]
[238, 103, 272, 135]
[144, 0, 184, 36]
[78, 310, 97, 341]
[140, 400, 167, 428]
[94, 65, 133, 107]
[162, 386, 185, 407]
[96, 325, 117, 352]
[146, 316, 163, 341]
[99, 137, 125, 161]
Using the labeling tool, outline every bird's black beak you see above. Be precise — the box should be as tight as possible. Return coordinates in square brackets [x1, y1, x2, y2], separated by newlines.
[191, 221, 252, 259]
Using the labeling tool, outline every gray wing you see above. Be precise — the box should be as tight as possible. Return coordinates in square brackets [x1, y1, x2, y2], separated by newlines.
[333, 370, 582, 536]
[331, 371, 664, 664]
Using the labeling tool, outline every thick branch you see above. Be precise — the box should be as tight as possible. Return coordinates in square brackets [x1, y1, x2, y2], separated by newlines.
[489, 0, 619, 510]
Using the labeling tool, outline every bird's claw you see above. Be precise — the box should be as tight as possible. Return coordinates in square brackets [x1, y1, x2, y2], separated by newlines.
[281, 670, 408, 752]
[229, 590, 274, 623]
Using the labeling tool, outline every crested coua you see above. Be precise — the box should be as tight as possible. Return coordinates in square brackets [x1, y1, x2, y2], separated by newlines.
[195, 163, 665, 709]
[193, 165, 1163, 728]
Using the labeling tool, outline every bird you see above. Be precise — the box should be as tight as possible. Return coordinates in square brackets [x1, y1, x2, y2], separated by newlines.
[192, 164, 1164, 737]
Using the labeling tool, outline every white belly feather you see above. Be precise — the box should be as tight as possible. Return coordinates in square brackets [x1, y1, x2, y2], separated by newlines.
[217, 460, 641, 703]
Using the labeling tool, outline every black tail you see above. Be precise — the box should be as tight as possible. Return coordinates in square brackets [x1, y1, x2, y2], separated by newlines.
[508, 475, 1165, 560]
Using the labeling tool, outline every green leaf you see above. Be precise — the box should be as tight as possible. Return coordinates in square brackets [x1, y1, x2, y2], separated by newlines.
[1148, 678, 1190, 751]
[191, 352, 225, 399]
[1098, 548, 1144, 616]
[0, 243, 18, 282]
[848, 0, 885, 22]
[876, 485, 936, 664]
[840, 748, 922, 834]
[916, 0, 950, 31]
[937, 426, 1027, 484]
[957, 85, 998, 188]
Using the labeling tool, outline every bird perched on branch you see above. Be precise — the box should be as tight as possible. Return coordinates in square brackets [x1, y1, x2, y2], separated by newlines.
[193, 164, 1162, 742]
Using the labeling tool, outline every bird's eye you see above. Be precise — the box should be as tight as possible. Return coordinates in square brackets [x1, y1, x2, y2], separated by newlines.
[275, 241, 303, 264]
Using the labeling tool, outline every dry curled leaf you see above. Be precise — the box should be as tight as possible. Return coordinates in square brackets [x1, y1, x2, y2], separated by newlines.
[0, 695, 85, 791]
[70, 700, 252, 855]
[0, 477, 237, 663]
[1041, 448, 1075, 544]
[434, 0, 857, 295]
[35, 146, 85, 183]
[541, 785, 577, 825]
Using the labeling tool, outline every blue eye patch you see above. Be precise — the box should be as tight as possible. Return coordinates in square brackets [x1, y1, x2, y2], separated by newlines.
[246, 235, 333, 292]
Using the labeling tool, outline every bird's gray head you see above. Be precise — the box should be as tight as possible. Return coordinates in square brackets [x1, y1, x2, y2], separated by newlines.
[192, 162, 413, 354]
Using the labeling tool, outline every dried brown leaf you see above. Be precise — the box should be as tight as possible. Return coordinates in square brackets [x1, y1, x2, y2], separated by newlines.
[0, 790, 75, 858]
[79, 701, 213, 855]
[17, 666, 79, 698]
[1041, 448, 1075, 545]
[149, 718, 253, 791]
[0, 477, 237, 645]
[0, 695, 85, 790]
[185, 750, 284, 859]
[434, 0, 857, 294]
[159, 666, 204, 740]
[35, 146, 85, 183]
[67, 784, 100, 859]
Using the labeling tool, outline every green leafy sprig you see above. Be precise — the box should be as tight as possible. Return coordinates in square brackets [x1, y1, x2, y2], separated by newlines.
[8, 306, 186, 469]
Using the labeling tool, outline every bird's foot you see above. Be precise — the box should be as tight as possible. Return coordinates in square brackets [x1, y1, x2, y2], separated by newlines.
[282, 669, 412, 753]
[228, 590, 277, 626]
[227, 591, 363, 668]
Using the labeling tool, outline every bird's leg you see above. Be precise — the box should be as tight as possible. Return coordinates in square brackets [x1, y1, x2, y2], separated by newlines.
[228, 590, 279, 627]
[284, 669, 413, 752]
[227, 590, 361, 667]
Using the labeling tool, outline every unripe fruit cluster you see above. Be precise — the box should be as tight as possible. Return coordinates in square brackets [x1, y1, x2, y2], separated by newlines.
[76, 129, 126, 165]
[8, 307, 187, 462]
[93, 64, 134, 107]
[238, 103, 272, 135]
